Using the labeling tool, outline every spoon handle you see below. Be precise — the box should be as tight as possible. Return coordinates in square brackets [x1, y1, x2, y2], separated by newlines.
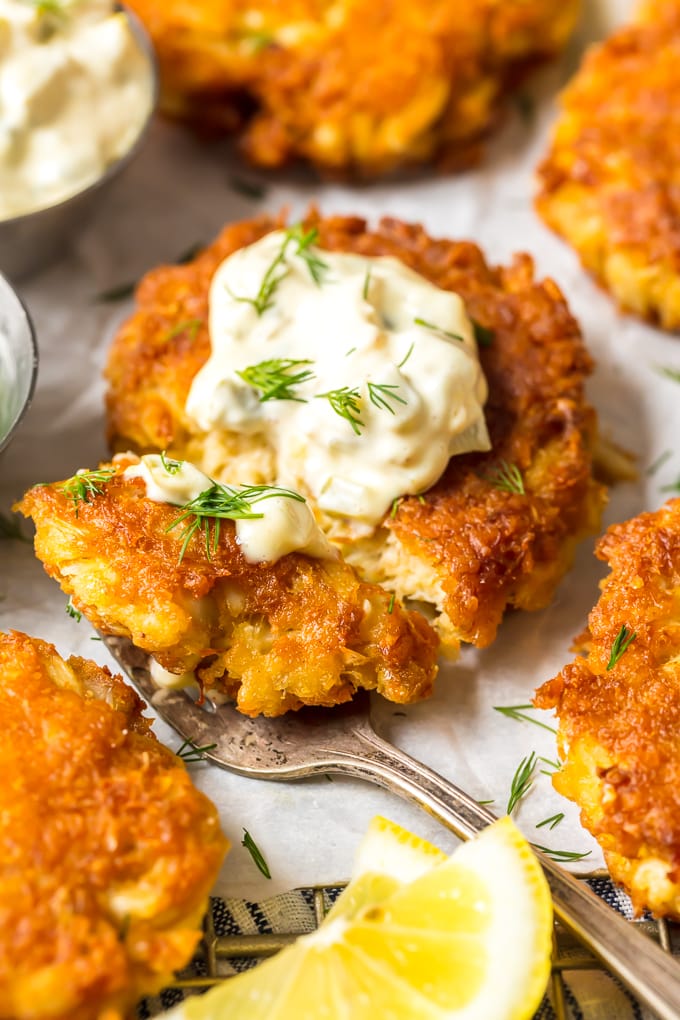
[326, 725, 680, 1020]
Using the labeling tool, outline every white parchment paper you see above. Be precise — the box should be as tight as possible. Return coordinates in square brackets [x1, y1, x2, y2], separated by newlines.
[2, 0, 669, 903]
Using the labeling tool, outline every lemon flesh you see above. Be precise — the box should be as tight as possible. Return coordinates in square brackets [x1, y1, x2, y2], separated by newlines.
[168, 816, 552, 1020]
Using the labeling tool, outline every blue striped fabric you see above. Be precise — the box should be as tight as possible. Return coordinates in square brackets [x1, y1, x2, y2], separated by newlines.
[138, 880, 660, 1018]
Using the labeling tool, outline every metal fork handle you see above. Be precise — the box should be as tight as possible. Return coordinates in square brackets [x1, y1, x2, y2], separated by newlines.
[322, 725, 680, 1020]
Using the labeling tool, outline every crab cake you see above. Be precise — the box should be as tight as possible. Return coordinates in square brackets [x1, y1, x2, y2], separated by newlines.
[104, 212, 605, 653]
[125, 0, 578, 177]
[17, 455, 439, 717]
[536, 0, 680, 329]
[0, 629, 228, 1020]
[535, 499, 680, 918]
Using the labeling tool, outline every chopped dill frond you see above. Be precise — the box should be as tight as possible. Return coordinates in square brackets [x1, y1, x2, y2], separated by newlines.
[237, 358, 315, 402]
[316, 386, 364, 436]
[56, 468, 116, 516]
[167, 483, 305, 562]
[367, 381, 406, 414]
[606, 625, 636, 670]
[506, 751, 537, 815]
[242, 829, 272, 878]
[485, 460, 525, 495]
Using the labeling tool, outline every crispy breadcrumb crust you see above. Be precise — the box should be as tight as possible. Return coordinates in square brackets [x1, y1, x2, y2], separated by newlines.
[535, 499, 680, 918]
[536, 1, 680, 329]
[0, 630, 228, 1020]
[104, 212, 605, 651]
[17, 456, 439, 717]
[125, 0, 578, 176]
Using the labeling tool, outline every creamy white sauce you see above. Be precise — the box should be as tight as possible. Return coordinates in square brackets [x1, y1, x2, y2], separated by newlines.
[149, 659, 196, 691]
[0, 0, 154, 220]
[185, 230, 490, 527]
[123, 454, 336, 564]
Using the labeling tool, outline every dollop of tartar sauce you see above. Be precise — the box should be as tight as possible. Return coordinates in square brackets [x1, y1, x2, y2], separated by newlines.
[123, 454, 336, 564]
[185, 230, 490, 527]
[0, 0, 153, 220]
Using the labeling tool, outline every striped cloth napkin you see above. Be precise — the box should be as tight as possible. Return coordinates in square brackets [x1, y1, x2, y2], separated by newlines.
[139, 879, 662, 1019]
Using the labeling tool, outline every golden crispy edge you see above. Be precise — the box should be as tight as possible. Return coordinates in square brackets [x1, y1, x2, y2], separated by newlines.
[0, 629, 228, 1020]
[535, 498, 680, 917]
[536, 2, 680, 329]
[126, 0, 579, 175]
[17, 455, 439, 717]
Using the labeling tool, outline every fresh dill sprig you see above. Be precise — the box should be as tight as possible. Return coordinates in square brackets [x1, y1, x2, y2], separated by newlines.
[367, 382, 406, 414]
[536, 812, 564, 831]
[160, 451, 182, 475]
[478, 799, 495, 806]
[486, 460, 525, 495]
[316, 386, 364, 436]
[387, 593, 395, 614]
[647, 450, 672, 476]
[363, 268, 372, 300]
[237, 358, 315, 402]
[167, 483, 305, 562]
[229, 225, 328, 316]
[472, 320, 494, 347]
[493, 704, 557, 734]
[242, 829, 272, 879]
[661, 474, 680, 494]
[656, 365, 680, 384]
[414, 317, 464, 342]
[164, 318, 203, 343]
[0, 510, 29, 543]
[397, 342, 414, 369]
[506, 751, 537, 815]
[176, 738, 217, 763]
[288, 225, 329, 285]
[539, 756, 561, 776]
[606, 625, 637, 670]
[532, 843, 592, 863]
[57, 468, 116, 516]
[65, 597, 81, 622]
[390, 497, 401, 518]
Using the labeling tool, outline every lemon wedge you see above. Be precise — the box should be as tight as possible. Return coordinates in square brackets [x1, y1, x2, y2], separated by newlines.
[167, 816, 552, 1020]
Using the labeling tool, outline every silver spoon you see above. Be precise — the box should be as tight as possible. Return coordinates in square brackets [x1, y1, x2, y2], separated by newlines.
[103, 634, 680, 1020]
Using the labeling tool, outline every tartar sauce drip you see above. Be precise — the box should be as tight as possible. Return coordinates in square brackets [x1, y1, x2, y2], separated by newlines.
[186, 230, 490, 526]
[123, 454, 336, 564]
[0, 0, 153, 220]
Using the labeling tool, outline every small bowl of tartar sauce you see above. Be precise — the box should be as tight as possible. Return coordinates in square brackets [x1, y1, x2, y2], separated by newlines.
[0, 272, 37, 455]
[0, 0, 158, 280]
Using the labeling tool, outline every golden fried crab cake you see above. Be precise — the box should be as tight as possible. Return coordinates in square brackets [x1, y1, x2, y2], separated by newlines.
[536, 1, 680, 329]
[535, 499, 680, 918]
[125, 0, 578, 176]
[17, 455, 439, 717]
[104, 212, 605, 652]
[0, 629, 228, 1020]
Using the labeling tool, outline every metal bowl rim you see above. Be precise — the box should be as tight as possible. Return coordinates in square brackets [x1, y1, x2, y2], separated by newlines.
[0, 5, 159, 231]
[0, 274, 39, 455]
